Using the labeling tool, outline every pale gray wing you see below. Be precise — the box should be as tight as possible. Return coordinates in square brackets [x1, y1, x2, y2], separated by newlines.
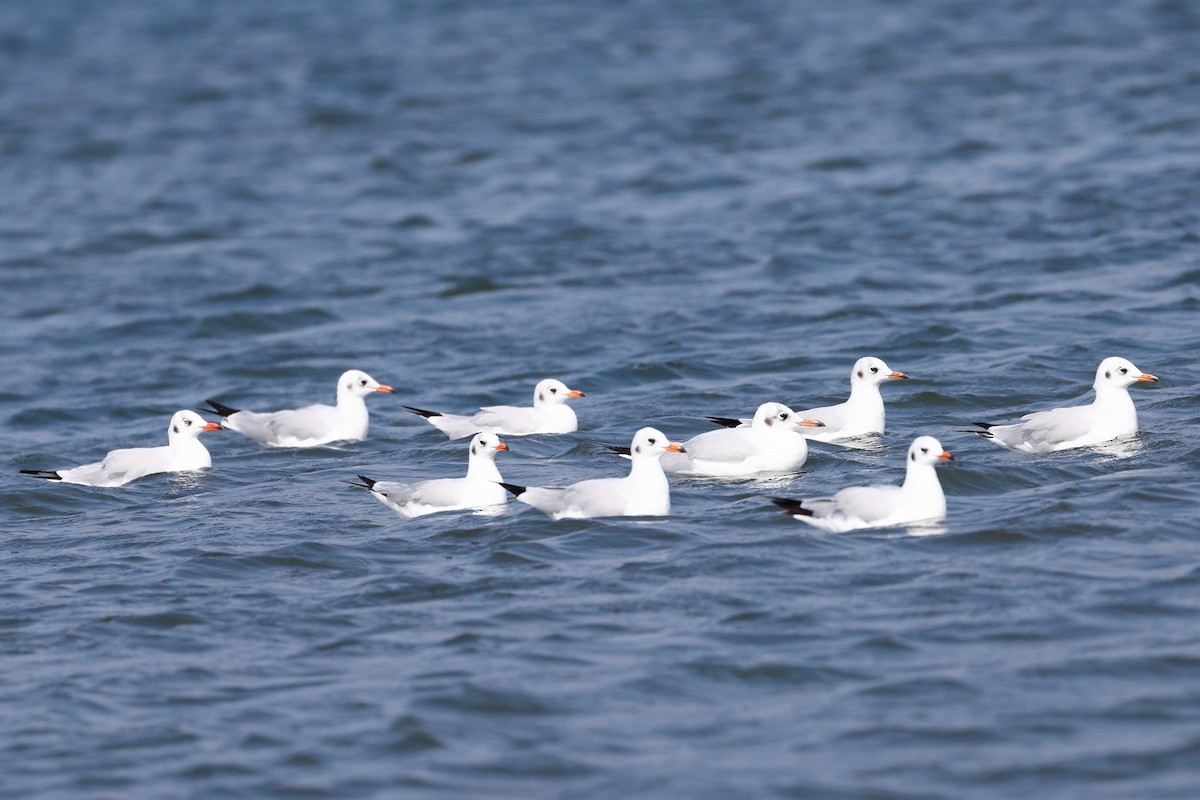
[67, 446, 171, 486]
[797, 401, 850, 431]
[233, 404, 338, 444]
[406, 477, 472, 508]
[683, 428, 761, 464]
[471, 405, 541, 434]
[829, 485, 903, 523]
[373, 480, 417, 507]
[522, 478, 626, 517]
[998, 406, 1093, 451]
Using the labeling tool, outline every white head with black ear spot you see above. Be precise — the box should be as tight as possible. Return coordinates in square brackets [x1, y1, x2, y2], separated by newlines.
[628, 427, 685, 459]
[468, 432, 509, 459]
[1094, 357, 1157, 390]
[168, 410, 221, 442]
[339, 369, 395, 398]
[533, 378, 585, 405]
[907, 435, 952, 466]
[751, 402, 824, 432]
[851, 356, 908, 386]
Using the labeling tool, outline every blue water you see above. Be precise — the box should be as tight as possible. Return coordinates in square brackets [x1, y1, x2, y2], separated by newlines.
[3, 1, 1200, 797]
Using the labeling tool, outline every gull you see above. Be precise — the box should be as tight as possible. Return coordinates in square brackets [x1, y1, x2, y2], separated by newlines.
[500, 427, 683, 519]
[607, 403, 823, 477]
[205, 369, 394, 447]
[405, 378, 584, 440]
[772, 436, 953, 532]
[708, 357, 908, 441]
[355, 432, 510, 518]
[970, 357, 1158, 453]
[20, 410, 222, 487]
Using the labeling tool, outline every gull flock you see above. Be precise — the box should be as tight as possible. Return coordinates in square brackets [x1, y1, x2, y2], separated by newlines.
[19, 357, 1159, 532]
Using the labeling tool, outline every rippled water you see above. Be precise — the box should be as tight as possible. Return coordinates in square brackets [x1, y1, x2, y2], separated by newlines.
[3, 1, 1200, 797]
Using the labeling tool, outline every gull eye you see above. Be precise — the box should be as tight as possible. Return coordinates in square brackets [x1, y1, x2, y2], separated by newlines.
[648, 437, 657, 445]
[550, 387, 558, 394]
[779, 412, 789, 420]
[1119, 367, 1128, 375]
[184, 418, 192, 426]
[920, 447, 928, 454]
[360, 379, 368, 386]
[870, 366, 879, 373]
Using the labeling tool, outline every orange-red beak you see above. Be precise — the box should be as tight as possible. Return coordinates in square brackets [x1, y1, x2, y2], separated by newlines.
[375, 384, 395, 393]
[495, 442, 509, 452]
[888, 371, 909, 380]
[566, 389, 586, 398]
[666, 442, 685, 453]
[202, 422, 223, 431]
[937, 451, 953, 461]
[798, 417, 825, 428]
[1136, 373, 1158, 383]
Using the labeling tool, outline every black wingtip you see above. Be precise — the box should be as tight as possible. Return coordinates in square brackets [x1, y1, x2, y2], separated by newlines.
[498, 481, 526, 497]
[20, 469, 62, 481]
[707, 416, 742, 429]
[355, 475, 377, 490]
[968, 421, 996, 439]
[403, 405, 443, 419]
[769, 496, 813, 517]
[205, 399, 241, 418]
[604, 444, 632, 457]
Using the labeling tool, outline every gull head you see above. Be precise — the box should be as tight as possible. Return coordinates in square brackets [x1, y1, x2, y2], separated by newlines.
[629, 427, 685, 459]
[169, 409, 221, 441]
[340, 369, 395, 398]
[851, 356, 908, 387]
[1094, 357, 1157, 391]
[534, 378, 585, 406]
[752, 402, 824, 432]
[908, 435, 953, 467]
[469, 432, 509, 459]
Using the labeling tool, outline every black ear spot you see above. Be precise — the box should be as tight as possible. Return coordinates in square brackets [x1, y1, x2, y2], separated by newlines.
[857, 370, 864, 378]
[1105, 371, 1111, 379]
[470, 446, 477, 456]
[173, 425, 180, 434]
[634, 445, 642, 454]
[765, 417, 774, 426]
[910, 451, 916, 461]
[537, 392, 544, 401]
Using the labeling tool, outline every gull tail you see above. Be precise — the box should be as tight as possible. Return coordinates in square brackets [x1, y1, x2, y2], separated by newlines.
[352, 475, 377, 490]
[770, 497, 813, 517]
[498, 481, 526, 498]
[403, 406, 443, 419]
[20, 469, 62, 481]
[205, 399, 241, 418]
[604, 444, 632, 457]
[707, 416, 742, 429]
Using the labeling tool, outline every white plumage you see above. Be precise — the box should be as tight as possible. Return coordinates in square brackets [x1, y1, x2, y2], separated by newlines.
[661, 402, 823, 477]
[207, 369, 394, 448]
[405, 378, 585, 440]
[971, 357, 1158, 453]
[773, 436, 953, 532]
[358, 433, 510, 518]
[503, 427, 683, 519]
[20, 410, 222, 488]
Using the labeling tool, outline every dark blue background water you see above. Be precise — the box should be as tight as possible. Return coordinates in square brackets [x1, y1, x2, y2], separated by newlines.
[3, 1, 1199, 797]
